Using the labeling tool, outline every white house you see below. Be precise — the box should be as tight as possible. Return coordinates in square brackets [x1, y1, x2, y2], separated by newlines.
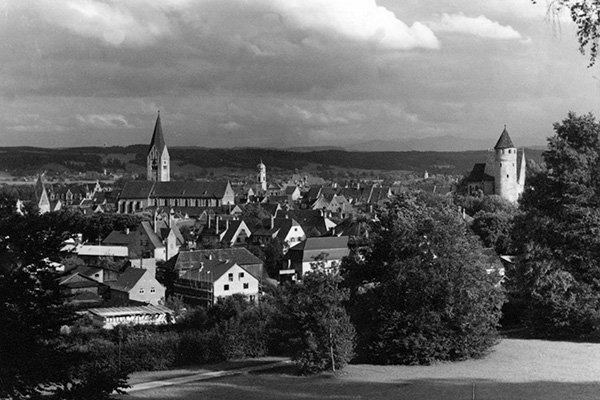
[174, 259, 259, 305]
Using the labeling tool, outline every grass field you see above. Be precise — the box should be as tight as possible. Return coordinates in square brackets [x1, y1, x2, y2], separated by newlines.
[122, 339, 600, 400]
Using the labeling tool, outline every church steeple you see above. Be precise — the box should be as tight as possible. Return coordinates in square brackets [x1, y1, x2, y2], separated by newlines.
[147, 112, 170, 182]
[148, 111, 167, 154]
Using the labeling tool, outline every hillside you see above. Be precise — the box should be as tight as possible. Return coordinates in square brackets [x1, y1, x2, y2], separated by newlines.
[0, 146, 544, 177]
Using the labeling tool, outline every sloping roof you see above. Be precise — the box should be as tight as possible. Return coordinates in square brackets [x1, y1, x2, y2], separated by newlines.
[289, 236, 350, 263]
[296, 236, 349, 251]
[221, 220, 248, 245]
[285, 186, 299, 195]
[150, 181, 230, 199]
[77, 245, 129, 257]
[119, 181, 155, 199]
[148, 113, 167, 154]
[140, 221, 166, 248]
[494, 127, 515, 149]
[169, 248, 263, 271]
[466, 163, 495, 182]
[106, 267, 147, 293]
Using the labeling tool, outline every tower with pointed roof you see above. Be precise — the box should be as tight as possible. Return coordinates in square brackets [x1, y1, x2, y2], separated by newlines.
[147, 112, 170, 182]
[493, 126, 525, 203]
[256, 160, 267, 193]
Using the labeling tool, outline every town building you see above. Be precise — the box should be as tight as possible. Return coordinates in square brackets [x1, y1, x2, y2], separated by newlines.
[118, 114, 235, 214]
[281, 236, 350, 279]
[465, 126, 526, 203]
[173, 259, 260, 306]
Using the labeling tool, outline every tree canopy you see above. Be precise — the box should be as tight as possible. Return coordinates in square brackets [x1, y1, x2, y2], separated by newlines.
[510, 112, 600, 338]
[342, 194, 505, 364]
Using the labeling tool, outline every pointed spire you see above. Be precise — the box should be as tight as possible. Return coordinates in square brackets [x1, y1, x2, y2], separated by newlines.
[148, 111, 167, 154]
[494, 125, 515, 149]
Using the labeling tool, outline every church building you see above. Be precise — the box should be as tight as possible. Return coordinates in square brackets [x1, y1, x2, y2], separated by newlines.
[118, 114, 234, 214]
[465, 126, 526, 203]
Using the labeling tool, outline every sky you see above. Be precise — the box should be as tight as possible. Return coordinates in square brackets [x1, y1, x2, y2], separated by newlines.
[1, 0, 599, 149]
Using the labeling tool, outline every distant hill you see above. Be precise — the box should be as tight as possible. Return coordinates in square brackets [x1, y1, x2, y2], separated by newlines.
[345, 135, 546, 152]
[0, 146, 545, 177]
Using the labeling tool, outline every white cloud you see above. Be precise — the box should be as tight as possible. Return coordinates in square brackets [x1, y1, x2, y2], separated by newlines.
[21, 0, 438, 50]
[77, 113, 133, 128]
[430, 13, 522, 40]
[273, 0, 439, 50]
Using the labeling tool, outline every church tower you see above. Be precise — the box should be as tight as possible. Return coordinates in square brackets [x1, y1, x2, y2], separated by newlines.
[493, 126, 521, 203]
[257, 160, 267, 193]
[147, 112, 170, 182]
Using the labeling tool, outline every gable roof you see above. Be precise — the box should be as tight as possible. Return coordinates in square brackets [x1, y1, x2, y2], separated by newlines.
[296, 236, 349, 251]
[494, 127, 515, 149]
[119, 181, 155, 199]
[466, 163, 495, 182]
[150, 181, 230, 199]
[106, 267, 147, 293]
[168, 248, 263, 272]
[148, 113, 167, 154]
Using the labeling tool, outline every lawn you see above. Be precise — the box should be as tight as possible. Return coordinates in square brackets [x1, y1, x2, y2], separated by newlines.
[122, 339, 600, 400]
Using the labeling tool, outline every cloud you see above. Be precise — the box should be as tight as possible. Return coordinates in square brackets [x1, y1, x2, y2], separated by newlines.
[76, 113, 133, 128]
[430, 13, 521, 40]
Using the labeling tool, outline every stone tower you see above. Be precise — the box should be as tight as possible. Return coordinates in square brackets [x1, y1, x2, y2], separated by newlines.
[257, 160, 267, 193]
[147, 112, 170, 182]
[493, 126, 524, 203]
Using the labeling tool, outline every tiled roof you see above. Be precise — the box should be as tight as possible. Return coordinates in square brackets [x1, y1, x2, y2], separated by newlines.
[151, 181, 230, 199]
[169, 248, 263, 271]
[106, 267, 147, 293]
[494, 127, 515, 149]
[466, 163, 495, 182]
[119, 181, 155, 199]
[296, 236, 349, 251]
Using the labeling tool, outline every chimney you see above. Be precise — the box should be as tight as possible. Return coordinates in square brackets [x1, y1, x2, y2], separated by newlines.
[270, 215, 274, 229]
[125, 227, 130, 235]
[208, 253, 213, 260]
[216, 216, 220, 234]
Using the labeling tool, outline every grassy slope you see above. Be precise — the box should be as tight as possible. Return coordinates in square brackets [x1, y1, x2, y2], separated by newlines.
[123, 339, 600, 400]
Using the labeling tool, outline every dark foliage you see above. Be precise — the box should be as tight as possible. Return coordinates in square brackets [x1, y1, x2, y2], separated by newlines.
[274, 271, 356, 374]
[510, 112, 600, 338]
[342, 194, 505, 365]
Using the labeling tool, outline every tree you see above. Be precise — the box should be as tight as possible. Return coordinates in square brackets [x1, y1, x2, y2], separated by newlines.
[0, 210, 129, 398]
[280, 271, 356, 374]
[342, 194, 505, 365]
[535, 0, 600, 65]
[510, 112, 600, 338]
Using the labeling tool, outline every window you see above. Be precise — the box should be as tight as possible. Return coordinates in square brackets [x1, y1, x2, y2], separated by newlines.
[224, 284, 229, 291]
[150, 287, 156, 293]
[228, 273, 233, 281]
[507, 175, 509, 178]
[243, 283, 249, 289]
[139, 288, 145, 294]
[239, 272, 244, 279]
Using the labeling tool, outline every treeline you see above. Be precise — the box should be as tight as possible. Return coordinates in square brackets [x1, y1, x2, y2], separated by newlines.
[0, 145, 544, 176]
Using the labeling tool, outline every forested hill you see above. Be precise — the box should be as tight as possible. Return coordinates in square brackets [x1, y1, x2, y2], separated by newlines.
[0, 146, 545, 176]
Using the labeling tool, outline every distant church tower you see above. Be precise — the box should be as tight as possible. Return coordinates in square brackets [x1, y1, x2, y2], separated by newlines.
[147, 112, 170, 182]
[256, 160, 267, 193]
[493, 126, 525, 203]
